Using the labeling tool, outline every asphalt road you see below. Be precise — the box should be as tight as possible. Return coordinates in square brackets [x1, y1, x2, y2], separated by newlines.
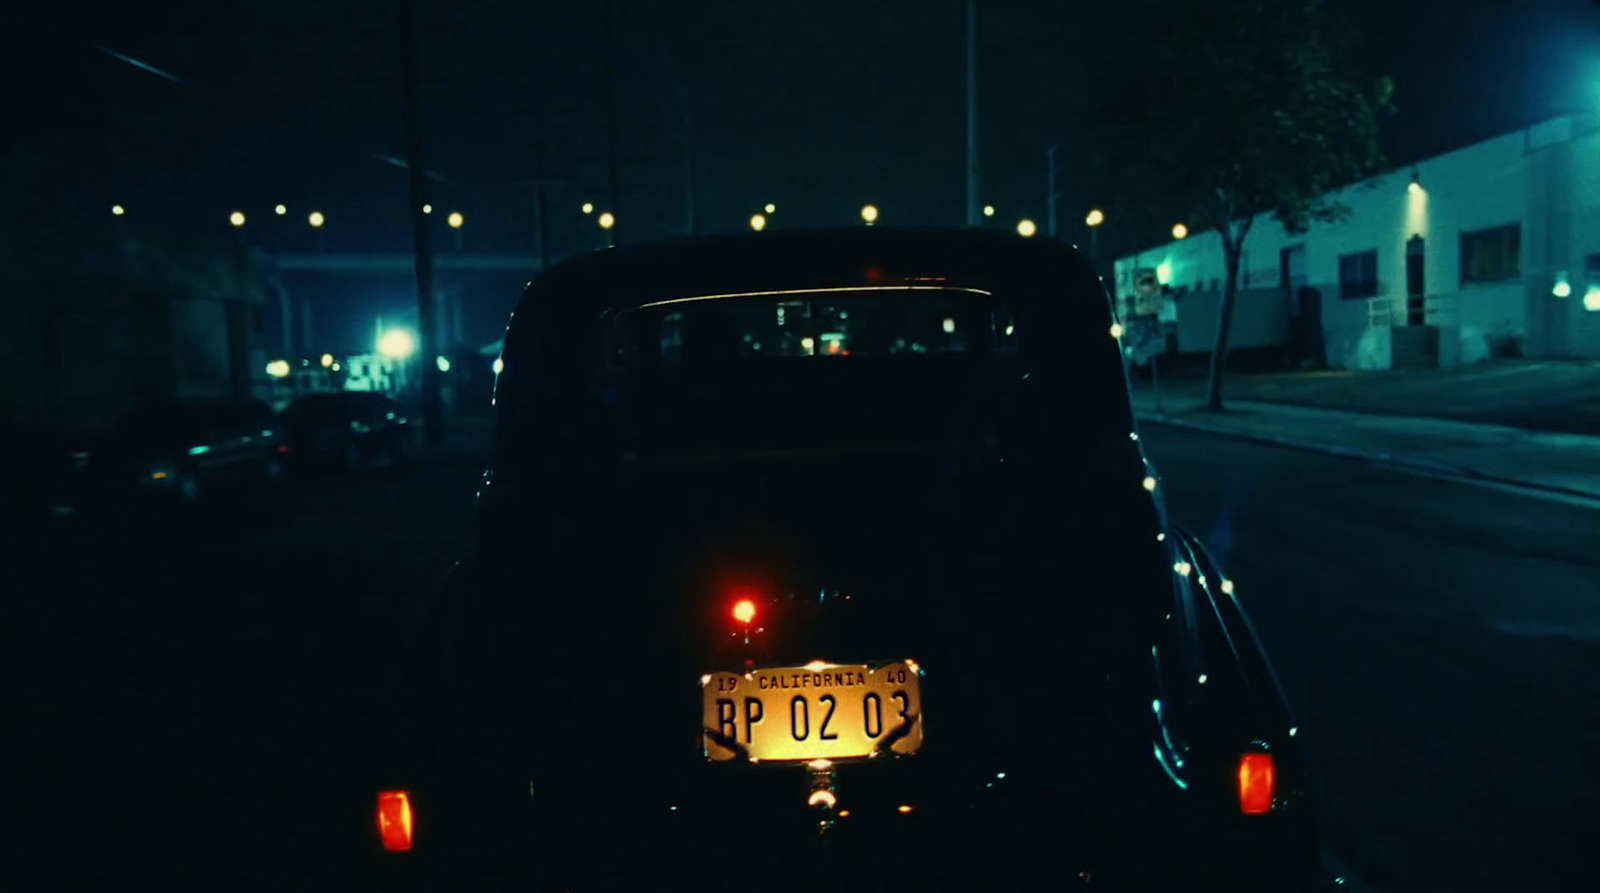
[1139, 424, 1600, 893]
[11, 427, 1598, 892]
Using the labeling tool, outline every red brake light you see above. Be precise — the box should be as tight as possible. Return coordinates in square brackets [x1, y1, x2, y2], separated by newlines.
[1237, 753, 1275, 815]
[732, 599, 757, 624]
[377, 790, 413, 851]
[276, 444, 290, 454]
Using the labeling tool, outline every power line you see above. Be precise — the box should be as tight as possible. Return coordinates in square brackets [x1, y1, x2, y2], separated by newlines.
[91, 44, 193, 86]
[85, 40, 459, 185]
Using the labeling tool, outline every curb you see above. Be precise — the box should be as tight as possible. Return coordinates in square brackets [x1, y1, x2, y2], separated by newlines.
[1137, 413, 1600, 503]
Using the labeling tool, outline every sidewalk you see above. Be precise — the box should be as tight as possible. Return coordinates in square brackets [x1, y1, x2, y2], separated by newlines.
[1133, 395, 1600, 501]
[1133, 360, 1600, 436]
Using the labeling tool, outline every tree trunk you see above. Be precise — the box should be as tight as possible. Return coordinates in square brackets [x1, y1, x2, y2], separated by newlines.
[1205, 246, 1243, 411]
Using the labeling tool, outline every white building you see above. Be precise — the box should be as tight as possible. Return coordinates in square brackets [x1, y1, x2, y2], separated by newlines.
[344, 354, 398, 393]
[1112, 114, 1600, 369]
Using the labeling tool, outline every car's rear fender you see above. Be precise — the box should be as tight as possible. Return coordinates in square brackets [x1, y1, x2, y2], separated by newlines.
[1141, 526, 1318, 881]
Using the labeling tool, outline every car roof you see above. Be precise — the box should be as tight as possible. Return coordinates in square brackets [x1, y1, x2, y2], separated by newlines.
[512, 227, 1102, 322]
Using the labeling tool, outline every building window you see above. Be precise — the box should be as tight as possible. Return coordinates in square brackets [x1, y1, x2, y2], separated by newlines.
[1338, 249, 1379, 299]
[1460, 224, 1521, 284]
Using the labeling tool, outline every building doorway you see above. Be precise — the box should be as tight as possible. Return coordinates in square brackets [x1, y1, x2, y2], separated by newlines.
[1281, 245, 1307, 364]
[1406, 235, 1426, 326]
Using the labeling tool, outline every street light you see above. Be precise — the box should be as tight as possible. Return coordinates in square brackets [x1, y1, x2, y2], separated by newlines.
[320, 353, 334, 368]
[598, 211, 616, 230]
[111, 204, 125, 216]
[308, 211, 325, 228]
[436, 356, 451, 373]
[582, 202, 595, 215]
[764, 203, 776, 214]
[423, 203, 433, 214]
[265, 359, 291, 378]
[378, 329, 416, 360]
[1172, 223, 1189, 240]
[861, 204, 879, 225]
[750, 213, 767, 231]
[447, 211, 464, 229]
[275, 204, 287, 216]
[1085, 209, 1105, 227]
[1017, 219, 1038, 237]
[229, 211, 247, 227]
[983, 204, 995, 218]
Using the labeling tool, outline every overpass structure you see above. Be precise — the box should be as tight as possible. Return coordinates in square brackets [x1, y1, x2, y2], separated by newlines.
[260, 254, 550, 359]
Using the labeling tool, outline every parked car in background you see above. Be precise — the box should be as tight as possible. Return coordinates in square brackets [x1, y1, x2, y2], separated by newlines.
[278, 392, 411, 472]
[70, 399, 288, 510]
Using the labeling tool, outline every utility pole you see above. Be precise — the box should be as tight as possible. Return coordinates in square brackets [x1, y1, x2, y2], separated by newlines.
[964, 0, 980, 227]
[657, 47, 697, 236]
[1046, 144, 1060, 238]
[397, 0, 443, 443]
[602, 0, 622, 244]
[682, 84, 697, 237]
[533, 132, 550, 271]
[279, 288, 294, 359]
[262, 247, 293, 361]
[452, 290, 465, 348]
[300, 295, 315, 359]
[436, 289, 451, 349]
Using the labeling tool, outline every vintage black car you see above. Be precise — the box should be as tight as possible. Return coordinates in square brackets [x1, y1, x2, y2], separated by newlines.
[373, 228, 1327, 892]
[67, 398, 287, 511]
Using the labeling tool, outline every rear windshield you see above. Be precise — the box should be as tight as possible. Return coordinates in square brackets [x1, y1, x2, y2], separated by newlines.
[608, 288, 1019, 369]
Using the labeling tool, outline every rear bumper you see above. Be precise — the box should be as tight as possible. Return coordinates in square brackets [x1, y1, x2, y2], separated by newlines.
[374, 749, 1323, 893]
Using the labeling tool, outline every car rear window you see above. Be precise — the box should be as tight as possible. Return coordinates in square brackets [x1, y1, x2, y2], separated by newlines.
[608, 288, 1019, 370]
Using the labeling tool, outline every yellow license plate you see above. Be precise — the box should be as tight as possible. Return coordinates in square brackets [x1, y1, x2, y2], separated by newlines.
[701, 660, 924, 762]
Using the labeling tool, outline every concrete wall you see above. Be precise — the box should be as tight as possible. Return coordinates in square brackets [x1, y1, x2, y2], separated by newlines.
[0, 284, 264, 440]
[0, 211, 274, 439]
[1559, 129, 1600, 357]
[1112, 114, 1600, 366]
[172, 297, 233, 401]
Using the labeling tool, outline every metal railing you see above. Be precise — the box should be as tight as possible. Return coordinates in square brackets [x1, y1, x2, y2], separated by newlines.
[1366, 293, 1458, 328]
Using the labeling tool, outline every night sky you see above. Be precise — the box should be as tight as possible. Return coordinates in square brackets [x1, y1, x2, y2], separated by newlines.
[9, 0, 1600, 353]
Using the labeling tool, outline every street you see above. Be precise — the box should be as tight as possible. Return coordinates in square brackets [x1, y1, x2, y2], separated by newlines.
[1140, 425, 1600, 893]
[11, 425, 1599, 892]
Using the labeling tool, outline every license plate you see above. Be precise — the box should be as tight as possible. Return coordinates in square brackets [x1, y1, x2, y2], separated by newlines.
[701, 660, 924, 762]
